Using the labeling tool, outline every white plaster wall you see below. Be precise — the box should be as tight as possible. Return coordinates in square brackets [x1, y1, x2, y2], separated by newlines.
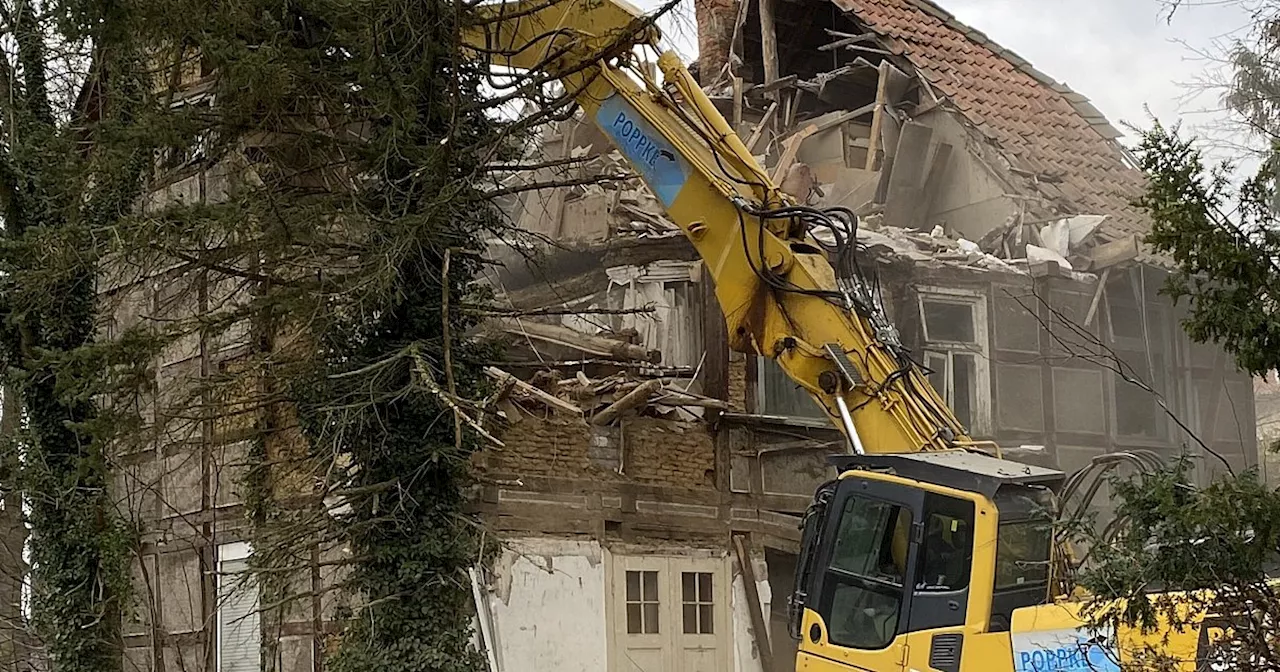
[732, 555, 773, 672]
[485, 538, 607, 672]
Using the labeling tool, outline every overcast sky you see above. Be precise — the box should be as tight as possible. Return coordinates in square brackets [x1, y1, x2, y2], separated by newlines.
[645, 0, 1264, 159]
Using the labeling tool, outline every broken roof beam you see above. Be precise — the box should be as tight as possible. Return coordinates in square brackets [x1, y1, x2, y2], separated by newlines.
[495, 318, 661, 363]
[483, 367, 584, 416]
[818, 32, 877, 51]
[864, 60, 911, 172]
[748, 74, 797, 95]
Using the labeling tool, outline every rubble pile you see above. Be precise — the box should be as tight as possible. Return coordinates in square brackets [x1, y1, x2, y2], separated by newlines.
[484, 365, 726, 426]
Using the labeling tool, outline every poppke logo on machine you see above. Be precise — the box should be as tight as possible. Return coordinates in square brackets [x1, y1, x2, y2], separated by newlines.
[1011, 628, 1121, 672]
[596, 94, 690, 208]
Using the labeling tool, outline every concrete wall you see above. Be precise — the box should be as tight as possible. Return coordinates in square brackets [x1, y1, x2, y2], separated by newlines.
[486, 538, 609, 671]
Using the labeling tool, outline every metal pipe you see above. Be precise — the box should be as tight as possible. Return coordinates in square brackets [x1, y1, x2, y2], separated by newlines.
[835, 396, 867, 455]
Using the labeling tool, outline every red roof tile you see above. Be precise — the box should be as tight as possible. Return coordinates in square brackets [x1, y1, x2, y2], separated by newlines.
[831, 0, 1151, 250]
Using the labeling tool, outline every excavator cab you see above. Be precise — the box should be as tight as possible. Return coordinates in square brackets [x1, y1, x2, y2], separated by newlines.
[790, 451, 1064, 672]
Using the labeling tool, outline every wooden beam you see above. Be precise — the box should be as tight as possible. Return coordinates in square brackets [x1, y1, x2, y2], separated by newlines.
[1088, 234, 1140, 270]
[734, 535, 775, 672]
[864, 61, 891, 171]
[759, 0, 779, 88]
[744, 102, 778, 154]
[495, 318, 660, 363]
[1083, 267, 1110, 328]
[591, 379, 662, 425]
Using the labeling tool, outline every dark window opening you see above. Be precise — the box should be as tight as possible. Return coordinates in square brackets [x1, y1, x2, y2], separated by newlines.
[681, 572, 714, 635]
[625, 570, 660, 634]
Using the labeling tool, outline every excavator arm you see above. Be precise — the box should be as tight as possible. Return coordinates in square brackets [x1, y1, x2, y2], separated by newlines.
[463, 0, 978, 454]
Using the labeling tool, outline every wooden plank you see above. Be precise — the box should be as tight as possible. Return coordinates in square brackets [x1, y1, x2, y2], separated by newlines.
[759, 0, 779, 88]
[1088, 234, 1140, 270]
[749, 74, 797, 95]
[734, 535, 775, 672]
[785, 90, 801, 128]
[495, 318, 658, 363]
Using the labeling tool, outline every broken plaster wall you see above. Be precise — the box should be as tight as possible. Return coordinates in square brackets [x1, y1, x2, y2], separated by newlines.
[911, 107, 1018, 242]
[731, 552, 772, 672]
[486, 538, 608, 672]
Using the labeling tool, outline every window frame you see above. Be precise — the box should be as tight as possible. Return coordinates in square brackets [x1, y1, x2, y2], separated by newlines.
[916, 287, 992, 436]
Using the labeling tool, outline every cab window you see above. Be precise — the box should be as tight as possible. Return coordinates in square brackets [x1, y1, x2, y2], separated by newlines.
[995, 518, 1051, 589]
[917, 493, 975, 591]
[824, 495, 911, 650]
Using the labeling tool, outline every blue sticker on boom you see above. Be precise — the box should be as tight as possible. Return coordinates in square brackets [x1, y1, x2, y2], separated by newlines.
[596, 95, 689, 207]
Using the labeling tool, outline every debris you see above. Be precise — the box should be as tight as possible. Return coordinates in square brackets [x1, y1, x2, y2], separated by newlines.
[1026, 243, 1073, 271]
[484, 366, 584, 415]
[1064, 214, 1106, 247]
[780, 162, 819, 204]
[1038, 219, 1070, 258]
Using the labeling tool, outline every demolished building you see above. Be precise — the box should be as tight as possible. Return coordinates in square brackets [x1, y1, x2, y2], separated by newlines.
[87, 2, 1261, 671]
[469, 0, 1258, 670]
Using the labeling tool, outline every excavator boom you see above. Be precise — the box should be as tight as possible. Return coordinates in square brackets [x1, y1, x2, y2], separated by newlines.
[464, 0, 971, 454]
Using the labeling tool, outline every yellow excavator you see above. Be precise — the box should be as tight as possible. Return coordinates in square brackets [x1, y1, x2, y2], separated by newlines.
[462, 1, 1219, 669]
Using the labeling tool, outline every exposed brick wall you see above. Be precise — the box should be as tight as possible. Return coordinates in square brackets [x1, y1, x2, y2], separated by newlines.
[485, 416, 717, 489]
[694, 0, 737, 83]
[625, 420, 716, 488]
[488, 417, 595, 477]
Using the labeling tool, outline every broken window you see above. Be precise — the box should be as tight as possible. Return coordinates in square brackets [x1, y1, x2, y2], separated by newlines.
[626, 570, 660, 634]
[756, 357, 828, 420]
[681, 572, 714, 635]
[919, 290, 990, 434]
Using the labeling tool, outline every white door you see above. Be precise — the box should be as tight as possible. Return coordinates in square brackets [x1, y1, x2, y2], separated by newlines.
[610, 553, 730, 672]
